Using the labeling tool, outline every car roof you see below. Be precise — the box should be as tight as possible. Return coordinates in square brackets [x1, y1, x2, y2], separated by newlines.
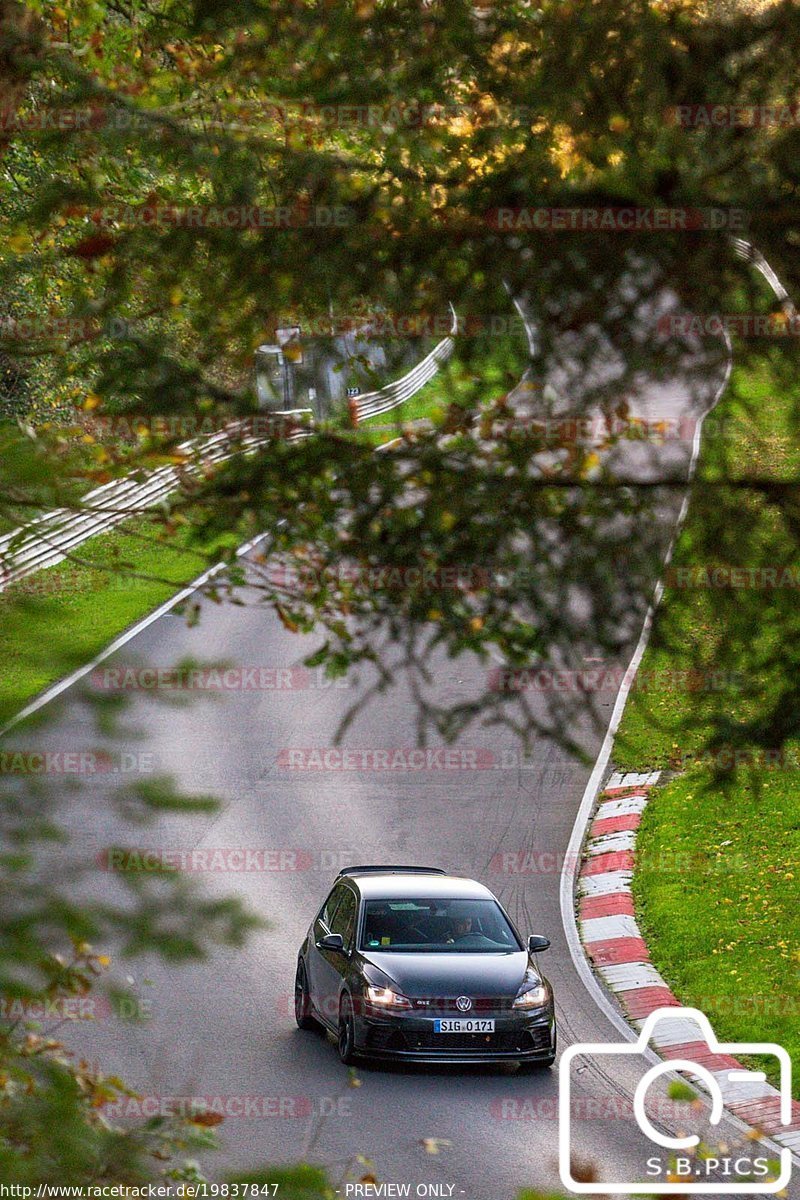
[346, 872, 495, 901]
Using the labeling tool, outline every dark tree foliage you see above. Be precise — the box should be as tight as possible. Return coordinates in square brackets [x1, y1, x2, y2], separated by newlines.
[0, 0, 799, 1183]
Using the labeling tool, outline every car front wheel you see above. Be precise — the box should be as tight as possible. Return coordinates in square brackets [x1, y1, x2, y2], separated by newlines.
[337, 994, 357, 1065]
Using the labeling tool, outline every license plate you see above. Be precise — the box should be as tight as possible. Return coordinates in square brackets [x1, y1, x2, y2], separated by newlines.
[433, 1018, 495, 1033]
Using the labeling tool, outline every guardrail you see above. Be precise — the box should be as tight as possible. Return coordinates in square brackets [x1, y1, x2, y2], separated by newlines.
[0, 308, 461, 593]
[730, 237, 795, 313]
[0, 415, 311, 594]
[353, 306, 458, 422]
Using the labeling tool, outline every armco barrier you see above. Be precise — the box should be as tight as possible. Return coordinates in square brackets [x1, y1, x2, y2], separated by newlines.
[353, 306, 458, 422]
[0, 416, 311, 593]
[730, 238, 794, 312]
[0, 307, 460, 593]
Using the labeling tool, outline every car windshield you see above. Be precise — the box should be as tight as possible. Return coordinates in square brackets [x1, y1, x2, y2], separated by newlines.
[360, 898, 521, 953]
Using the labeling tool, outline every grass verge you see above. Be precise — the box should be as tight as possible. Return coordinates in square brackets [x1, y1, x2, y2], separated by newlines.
[614, 347, 800, 1093]
[632, 768, 799, 1092]
[0, 517, 221, 727]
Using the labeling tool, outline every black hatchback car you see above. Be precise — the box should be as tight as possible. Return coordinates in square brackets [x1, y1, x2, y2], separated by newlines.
[294, 866, 556, 1067]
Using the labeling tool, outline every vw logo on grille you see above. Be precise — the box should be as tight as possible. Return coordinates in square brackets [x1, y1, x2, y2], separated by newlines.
[455, 995, 473, 1012]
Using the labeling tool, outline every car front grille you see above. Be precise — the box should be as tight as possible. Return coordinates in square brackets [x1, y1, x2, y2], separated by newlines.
[410, 996, 515, 1013]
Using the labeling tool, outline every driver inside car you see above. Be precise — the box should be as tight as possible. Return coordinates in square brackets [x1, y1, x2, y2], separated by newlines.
[445, 914, 474, 943]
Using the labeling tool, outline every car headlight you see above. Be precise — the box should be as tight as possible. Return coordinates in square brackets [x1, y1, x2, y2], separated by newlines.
[512, 983, 549, 1010]
[365, 985, 412, 1010]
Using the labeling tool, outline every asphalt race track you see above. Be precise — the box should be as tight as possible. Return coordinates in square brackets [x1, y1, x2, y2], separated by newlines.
[9, 315, 796, 1200]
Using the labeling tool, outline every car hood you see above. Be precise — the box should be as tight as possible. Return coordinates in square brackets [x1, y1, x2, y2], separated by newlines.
[361, 950, 535, 997]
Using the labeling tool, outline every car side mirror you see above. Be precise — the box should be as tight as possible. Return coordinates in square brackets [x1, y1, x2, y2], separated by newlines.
[528, 934, 551, 953]
[318, 932, 346, 953]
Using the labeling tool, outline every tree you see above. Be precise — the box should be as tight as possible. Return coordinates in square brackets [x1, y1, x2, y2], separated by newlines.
[1, 0, 800, 1183]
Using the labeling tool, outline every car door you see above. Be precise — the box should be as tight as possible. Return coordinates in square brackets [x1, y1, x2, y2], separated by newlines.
[314, 884, 358, 1025]
[306, 883, 348, 1024]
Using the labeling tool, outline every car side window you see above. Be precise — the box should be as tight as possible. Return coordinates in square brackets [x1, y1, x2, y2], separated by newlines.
[317, 884, 345, 931]
[328, 886, 358, 951]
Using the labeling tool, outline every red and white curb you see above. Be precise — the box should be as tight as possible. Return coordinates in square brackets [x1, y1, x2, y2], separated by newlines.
[577, 770, 800, 1154]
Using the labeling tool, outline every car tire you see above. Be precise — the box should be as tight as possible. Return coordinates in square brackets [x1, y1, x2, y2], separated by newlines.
[294, 961, 318, 1030]
[337, 994, 357, 1065]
